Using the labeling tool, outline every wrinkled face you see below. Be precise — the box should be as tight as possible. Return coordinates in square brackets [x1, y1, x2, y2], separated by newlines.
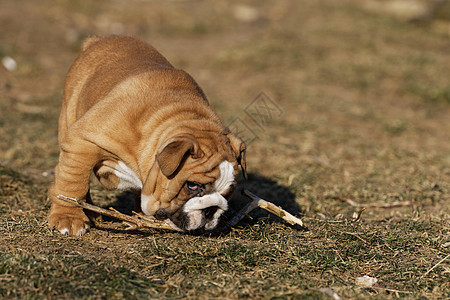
[141, 132, 246, 232]
[155, 159, 238, 232]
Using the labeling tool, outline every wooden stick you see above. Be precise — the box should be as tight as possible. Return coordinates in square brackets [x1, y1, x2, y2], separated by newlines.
[57, 189, 305, 232]
[352, 208, 366, 221]
[229, 189, 305, 228]
[56, 195, 175, 231]
[421, 253, 450, 278]
[329, 196, 411, 208]
[226, 194, 260, 227]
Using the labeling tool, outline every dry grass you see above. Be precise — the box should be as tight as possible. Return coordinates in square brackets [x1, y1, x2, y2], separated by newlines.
[1, 0, 449, 299]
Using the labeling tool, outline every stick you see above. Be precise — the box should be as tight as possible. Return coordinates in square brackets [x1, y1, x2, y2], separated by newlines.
[352, 208, 366, 222]
[329, 196, 411, 208]
[421, 253, 450, 278]
[338, 230, 368, 244]
[229, 189, 305, 228]
[226, 194, 260, 227]
[56, 195, 175, 231]
[57, 189, 305, 232]
[371, 287, 412, 294]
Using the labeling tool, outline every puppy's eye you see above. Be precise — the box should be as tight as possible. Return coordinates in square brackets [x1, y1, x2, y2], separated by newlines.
[186, 181, 200, 191]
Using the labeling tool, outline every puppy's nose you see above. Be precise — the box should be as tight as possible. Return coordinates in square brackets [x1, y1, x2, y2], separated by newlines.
[202, 206, 219, 220]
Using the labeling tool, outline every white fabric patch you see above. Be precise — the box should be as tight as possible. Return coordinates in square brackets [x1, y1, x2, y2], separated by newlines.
[115, 161, 143, 190]
[214, 161, 235, 194]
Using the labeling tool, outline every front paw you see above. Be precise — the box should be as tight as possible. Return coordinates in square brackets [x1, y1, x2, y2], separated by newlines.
[48, 208, 90, 236]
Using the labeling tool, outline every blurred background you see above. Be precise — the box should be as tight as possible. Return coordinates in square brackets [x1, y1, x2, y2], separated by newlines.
[0, 0, 449, 215]
[1, 2, 449, 297]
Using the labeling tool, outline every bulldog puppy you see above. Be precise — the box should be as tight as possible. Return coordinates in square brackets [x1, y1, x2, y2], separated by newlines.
[48, 35, 247, 236]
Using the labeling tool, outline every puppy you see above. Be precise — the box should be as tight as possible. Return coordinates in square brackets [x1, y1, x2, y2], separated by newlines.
[48, 35, 247, 236]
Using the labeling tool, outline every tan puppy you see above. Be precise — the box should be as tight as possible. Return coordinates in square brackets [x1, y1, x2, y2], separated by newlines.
[48, 35, 247, 236]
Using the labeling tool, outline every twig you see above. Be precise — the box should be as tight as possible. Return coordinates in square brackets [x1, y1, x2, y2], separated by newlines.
[329, 196, 411, 208]
[56, 195, 175, 231]
[229, 189, 305, 228]
[352, 208, 366, 221]
[371, 286, 413, 294]
[338, 230, 368, 244]
[57, 189, 305, 233]
[226, 194, 260, 227]
[421, 253, 450, 278]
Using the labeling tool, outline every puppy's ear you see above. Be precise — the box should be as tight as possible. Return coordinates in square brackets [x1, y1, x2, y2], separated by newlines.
[227, 133, 248, 180]
[157, 135, 203, 178]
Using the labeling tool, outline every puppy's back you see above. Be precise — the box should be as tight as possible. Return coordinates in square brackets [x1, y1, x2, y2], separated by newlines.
[62, 36, 176, 123]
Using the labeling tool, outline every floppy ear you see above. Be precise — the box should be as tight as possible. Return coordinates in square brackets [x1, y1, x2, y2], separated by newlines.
[227, 133, 248, 180]
[157, 135, 203, 178]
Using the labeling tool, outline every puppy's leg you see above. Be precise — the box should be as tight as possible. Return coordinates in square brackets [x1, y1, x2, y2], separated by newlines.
[48, 141, 99, 236]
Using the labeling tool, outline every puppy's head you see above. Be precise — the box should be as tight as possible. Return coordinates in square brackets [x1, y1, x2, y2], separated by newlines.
[142, 132, 247, 232]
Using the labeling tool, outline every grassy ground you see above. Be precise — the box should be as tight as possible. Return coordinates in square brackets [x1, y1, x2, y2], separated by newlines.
[1, 0, 449, 299]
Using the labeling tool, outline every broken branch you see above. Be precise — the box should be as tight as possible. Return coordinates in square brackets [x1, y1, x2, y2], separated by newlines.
[57, 189, 305, 233]
[227, 189, 305, 228]
[421, 253, 450, 278]
[329, 196, 411, 208]
[56, 195, 175, 231]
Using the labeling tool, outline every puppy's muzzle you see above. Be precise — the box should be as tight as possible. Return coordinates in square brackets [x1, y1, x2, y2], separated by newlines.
[156, 193, 228, 232]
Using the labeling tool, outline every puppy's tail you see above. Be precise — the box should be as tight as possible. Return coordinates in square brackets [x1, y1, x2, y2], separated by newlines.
[81, 36, 103, 51]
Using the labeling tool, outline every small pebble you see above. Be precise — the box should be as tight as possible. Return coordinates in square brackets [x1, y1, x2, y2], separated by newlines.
[2, 56, 17, 71]
[356, 275, 378, 287]
[233, 5, 260, 22]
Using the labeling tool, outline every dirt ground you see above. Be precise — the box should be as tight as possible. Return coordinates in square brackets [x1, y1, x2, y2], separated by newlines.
[1, 0, 449, 299]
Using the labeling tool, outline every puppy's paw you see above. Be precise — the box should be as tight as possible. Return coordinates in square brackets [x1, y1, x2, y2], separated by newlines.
[48, 209, 90, 236]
